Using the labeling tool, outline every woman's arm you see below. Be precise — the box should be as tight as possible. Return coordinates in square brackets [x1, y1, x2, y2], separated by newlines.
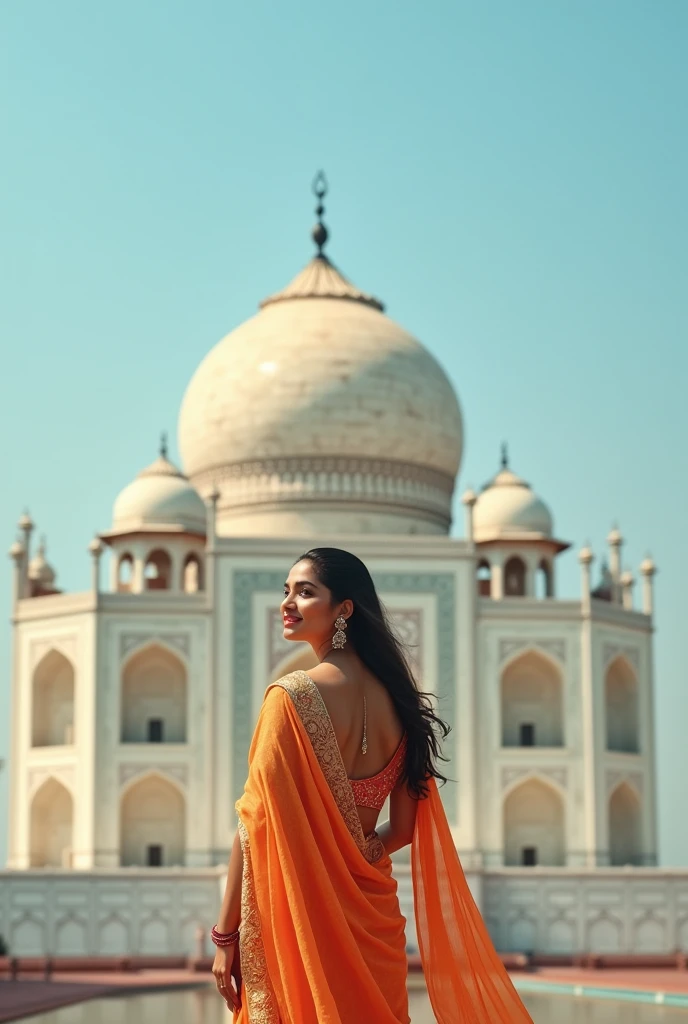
[212, 829, 245, 1013]
[216, 829, 244, 932]
[375, 783, 418, 854]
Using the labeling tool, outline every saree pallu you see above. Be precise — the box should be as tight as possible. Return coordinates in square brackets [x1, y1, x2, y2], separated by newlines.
[234, 671, 533, 1023]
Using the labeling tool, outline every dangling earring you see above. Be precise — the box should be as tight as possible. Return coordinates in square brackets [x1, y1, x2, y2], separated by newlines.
[332, 615, 348, 649]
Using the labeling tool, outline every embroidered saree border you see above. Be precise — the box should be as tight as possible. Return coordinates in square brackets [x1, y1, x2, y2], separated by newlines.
[237, 818, 279, 1023]
[269, 671, 385, 865]
[235, 670, 386, 1022]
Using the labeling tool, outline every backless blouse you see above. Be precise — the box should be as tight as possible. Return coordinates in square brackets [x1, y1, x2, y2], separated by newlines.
[348, 734, 407, 811]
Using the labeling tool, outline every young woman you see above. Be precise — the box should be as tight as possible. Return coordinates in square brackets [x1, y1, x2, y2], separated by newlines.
[211, 547, 533, 1023]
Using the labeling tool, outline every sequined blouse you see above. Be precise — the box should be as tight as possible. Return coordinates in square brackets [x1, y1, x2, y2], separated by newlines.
[348, 733, 407, 811]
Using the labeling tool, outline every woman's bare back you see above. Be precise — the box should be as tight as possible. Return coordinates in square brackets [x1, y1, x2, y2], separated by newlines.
[307, 661, 405, 835]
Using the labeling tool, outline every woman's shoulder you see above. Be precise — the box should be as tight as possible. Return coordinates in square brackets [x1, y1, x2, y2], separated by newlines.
[265, 670, 321, 711]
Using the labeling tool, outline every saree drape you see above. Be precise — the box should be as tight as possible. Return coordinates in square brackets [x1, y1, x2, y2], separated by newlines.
[234, 671, 533, 1023]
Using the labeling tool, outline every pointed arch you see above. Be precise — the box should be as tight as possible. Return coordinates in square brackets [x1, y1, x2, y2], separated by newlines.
[117, 553, 134, 593]
[503, 777, 565, 866]
[121, 643, 187, 743]
[30, 777, 73, 867]
[32, 649, 75, 747]
[501, 649, 563, 747]
[609, 781, 642, 866]
[476, 559, 492, 597]
[182, 552, 204, 593]
[504, 556, 527, 597]
[120, 772, 186, 867]
[536, 559, 553, 598]
[605, 655, 639, 753]
[144, 549, 172, 591]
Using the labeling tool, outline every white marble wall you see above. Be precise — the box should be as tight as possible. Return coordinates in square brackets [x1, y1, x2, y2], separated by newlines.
[3, 868, 687, 958]
[0, 870, 223, 957]
[481, 869, 688, 955]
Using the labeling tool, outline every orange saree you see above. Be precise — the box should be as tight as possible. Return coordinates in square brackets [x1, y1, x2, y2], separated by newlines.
[234, 671, 533, 1023]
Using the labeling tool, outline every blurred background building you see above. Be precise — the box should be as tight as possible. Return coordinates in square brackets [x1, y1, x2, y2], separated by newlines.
[3, 191, 672, 958]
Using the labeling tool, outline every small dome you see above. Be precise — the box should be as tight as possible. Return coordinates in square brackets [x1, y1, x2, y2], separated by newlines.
[28, 536, 56, 586]
[110, 440, 206, 536]
[473, 449, 554, 543]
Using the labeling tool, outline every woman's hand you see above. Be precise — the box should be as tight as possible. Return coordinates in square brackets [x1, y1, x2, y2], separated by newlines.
[212, 943, 242, 1013]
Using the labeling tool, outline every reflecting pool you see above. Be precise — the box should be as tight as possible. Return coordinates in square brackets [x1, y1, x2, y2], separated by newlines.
[15, 985, 688, 1023]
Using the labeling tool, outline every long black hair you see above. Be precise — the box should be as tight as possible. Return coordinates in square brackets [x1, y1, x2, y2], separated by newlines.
[295, 546, 451, 799]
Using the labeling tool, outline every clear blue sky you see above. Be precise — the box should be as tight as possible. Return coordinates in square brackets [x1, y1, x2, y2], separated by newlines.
[1, 1, 686, 865]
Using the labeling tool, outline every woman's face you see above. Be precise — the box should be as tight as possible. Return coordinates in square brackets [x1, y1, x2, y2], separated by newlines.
[281, 559, 351, 647]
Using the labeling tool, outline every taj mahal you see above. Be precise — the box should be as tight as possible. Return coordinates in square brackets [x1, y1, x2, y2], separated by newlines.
[4, 183, 685, 961]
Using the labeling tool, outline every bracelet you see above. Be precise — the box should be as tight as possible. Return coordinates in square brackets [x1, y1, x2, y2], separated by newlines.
[211, 924, 240, 948]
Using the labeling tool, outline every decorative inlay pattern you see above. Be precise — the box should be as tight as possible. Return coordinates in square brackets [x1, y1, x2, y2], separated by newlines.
[193, 455, 454, 522]
[606, 769, 643, 797]
[118, 764, 188, 788]
[501, 767, 568, 792]
[499, 639, 566, 664]
[542, 767, 568, 790]
[29, 636, 78, 671]
[119, 633, 191, 660]
[232, 570, 457, 822]
[501, 767, 530, 790]
[267, 606, 423, 675]
[28, 766, 76, 796]
[603, 644, 640, 670]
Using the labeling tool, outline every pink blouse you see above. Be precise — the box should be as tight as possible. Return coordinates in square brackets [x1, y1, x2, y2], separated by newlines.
[348, 734, 407, 811]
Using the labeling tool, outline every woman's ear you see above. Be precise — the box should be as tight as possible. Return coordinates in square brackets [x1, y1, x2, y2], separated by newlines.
[340, 599, 354, 620]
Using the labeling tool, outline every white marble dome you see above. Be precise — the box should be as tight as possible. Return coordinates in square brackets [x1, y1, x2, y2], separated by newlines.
[178, 253, 463, 537]
[109, 444, 206, 536]
[473, 456, 554, 542]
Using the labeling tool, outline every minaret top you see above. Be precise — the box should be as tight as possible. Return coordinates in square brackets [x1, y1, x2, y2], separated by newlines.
[311, 170, 329, 257]
[259, 173, 384, 311]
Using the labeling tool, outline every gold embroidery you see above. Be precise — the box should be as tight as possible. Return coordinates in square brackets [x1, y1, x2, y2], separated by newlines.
[269, 671, 385, 865]
[237, 817, 280, 1023]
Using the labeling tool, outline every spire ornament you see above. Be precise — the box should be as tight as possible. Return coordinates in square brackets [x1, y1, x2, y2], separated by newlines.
[311, 170, 329, 257]
[160, 432, 168, 459]
[501, 442, 509, 469]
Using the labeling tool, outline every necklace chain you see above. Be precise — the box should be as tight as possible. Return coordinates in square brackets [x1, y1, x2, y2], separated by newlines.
[362, 694, 368, 754]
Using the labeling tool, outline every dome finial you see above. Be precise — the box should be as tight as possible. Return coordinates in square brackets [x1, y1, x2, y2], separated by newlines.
[311, 170, 329, 257]
[501, 441, 509, 469]
[160, 431, 168, 459]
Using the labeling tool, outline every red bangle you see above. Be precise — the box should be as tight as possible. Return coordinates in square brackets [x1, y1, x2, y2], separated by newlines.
[211, 925, 240, 947]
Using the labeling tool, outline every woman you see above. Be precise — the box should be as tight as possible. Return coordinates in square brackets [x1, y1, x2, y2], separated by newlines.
[212, 547, 533, 1023]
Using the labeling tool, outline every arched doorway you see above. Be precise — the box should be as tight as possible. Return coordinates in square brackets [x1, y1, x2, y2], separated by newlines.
[501, 650, 563, 747]
[120, 774, 185, 867]
[605, 657, 639, 753]
[30, 778, 73, 867]
[503, 777, 565, 866]
[476, 559, 492, 597]
[117, 553, 134, 592]
[182, 553, 204, 593]
[504, 556, 527, 597]
[144, 549, 172, 590]
[536, 559, 553, 598]
[121, 644, 187, 743]
[609, 782, 642, 865]
[32, 649, 75, 747]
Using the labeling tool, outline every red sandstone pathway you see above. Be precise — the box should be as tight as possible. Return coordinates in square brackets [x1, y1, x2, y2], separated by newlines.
[2, 967, 688, 1023]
